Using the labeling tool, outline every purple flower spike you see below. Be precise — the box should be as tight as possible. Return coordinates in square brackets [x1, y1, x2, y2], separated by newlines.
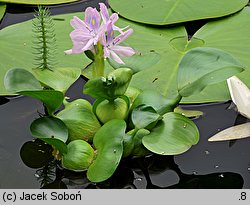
[99, 3, 127, 34]
[65, 7, 106, 54]
[102, 24, 135, 64]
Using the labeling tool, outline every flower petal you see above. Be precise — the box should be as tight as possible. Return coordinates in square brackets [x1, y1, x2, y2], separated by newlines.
[112, 45, 135, 57]
[70, 16, 89, 31]
[110, 50, 125, 64]
[113, 28, 134, 45]
[70, 29, 92, 41]
[85, 7, 101, 32]
[99, 3, 109, 23]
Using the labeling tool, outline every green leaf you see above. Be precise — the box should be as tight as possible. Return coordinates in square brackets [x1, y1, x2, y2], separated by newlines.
[208, 122, 250, 142]
[131, 128, 151, 157]
[32, 67, 81, 94]
[0, 0, 79, 5]
[131, 90, 181, 115]
[107, 51, 161, 73]
[4, 68, 64, 115]
[19, 90, 64, 115]
[30, 116, 68, 154]
[83, 68, 133, 100]
[57, 99, 101, 142]
[109, 0, 248, 25]
[4, 68, 42, 93]
[178, 47, 244, 97]
[62, 140, 95, 171]
[0, 3, 6, 21]
[142, 112, 199, 155]
[131, 105, 162, 130]
[174, 106, 203, 118]
[87, 119, 126, 183]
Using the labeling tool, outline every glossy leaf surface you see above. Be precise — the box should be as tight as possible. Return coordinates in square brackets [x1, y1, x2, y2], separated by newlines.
[57, 99, 101, 142]
[0, 3, 6, 21]
[178, 47, 244, 97]
[87, 119, 126, 182]
[109, 0, 248, 25]
[33, 67, 81, 94]
[142, 112, 199, 155]
[30, 117, 68, 154]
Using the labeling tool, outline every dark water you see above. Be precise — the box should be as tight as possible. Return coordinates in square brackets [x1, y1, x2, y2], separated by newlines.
[0, 0, 249, 189]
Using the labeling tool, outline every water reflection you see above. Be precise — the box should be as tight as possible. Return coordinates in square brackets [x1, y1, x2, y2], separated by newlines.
[19, 141, 244, 189]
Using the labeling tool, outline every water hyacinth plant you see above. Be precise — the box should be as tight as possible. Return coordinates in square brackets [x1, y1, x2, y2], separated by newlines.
[2, 2, 246, 184]
[65, 3, 135, 77]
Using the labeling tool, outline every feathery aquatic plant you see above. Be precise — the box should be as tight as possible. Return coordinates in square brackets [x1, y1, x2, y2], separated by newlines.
[32, 6, 56, 71]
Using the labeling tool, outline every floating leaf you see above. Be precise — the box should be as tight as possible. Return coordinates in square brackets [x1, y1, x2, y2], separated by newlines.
[142, 112, 199, 155]
[87, 119, 126, 183]
[33, 67, 81, 94]
[62, 140, 95, 171]
[131, 129, 151, 157]
[131, 90, 181, 115]
[109, 0, 248, 25]
[107, 52, 161, 73]
[208, 122, 250, 142]
[4, 68, 42, 93]
[4, 68, 64, 115]
[131, 105, 162, 130]
[30, 117, 68, 154]
[0, 0, 79, 5]
[57, 99, 101, 142]
[0, 3, 6, 21]
[178, 47, 244, 97]
[19, 90, 64, 115]
[174, 106, 203, 118]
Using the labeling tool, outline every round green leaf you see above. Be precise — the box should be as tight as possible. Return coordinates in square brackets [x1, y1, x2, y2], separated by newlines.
[178, 47, 244, 97]
[32, 67, 81, 94]
[0, 0, 79, 5]
[4, 68, 42, 93]
[30, 117, 68, 154]
[109, 0, 248, 25]
[57, 99, 101, 142]
[142, 112, 199, 155]
[62, 140, 95, 171]
[87, 119, 126, 183]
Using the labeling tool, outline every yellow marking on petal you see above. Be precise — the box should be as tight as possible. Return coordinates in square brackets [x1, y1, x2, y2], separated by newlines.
[92, 19, 95, 25]
[110, 31, 114, 38]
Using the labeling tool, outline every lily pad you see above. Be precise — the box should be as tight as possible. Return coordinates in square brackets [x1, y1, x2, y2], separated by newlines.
[142, 112, 199, 155]
[0, 3, 6, 21]
[30, 116, 68, 154]
[0, 0, 79, 5]
[109, 0, 248, 25]
[87, 119, 126, 183]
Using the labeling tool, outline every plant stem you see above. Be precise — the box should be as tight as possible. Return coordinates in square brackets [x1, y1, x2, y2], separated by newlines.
[92, 41, 105, 77]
